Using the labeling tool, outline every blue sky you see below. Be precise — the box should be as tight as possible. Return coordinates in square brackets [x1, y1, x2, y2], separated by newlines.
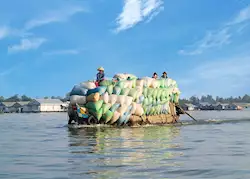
[0, 0, 250, 99]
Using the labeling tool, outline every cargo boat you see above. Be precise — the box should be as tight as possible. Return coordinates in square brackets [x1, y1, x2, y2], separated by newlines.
[67, 102, 182, 127]
[67, 73, 182, 127]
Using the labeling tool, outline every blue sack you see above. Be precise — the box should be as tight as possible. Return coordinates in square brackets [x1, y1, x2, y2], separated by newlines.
[70, 85, 88, 96]
[97, 86, 107, 95]
[117, 114, 127, 126]
[87, 86, 107, 96]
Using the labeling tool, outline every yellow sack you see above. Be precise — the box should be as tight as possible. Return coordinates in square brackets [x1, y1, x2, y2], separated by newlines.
[87, 93, 100, 102]
[80, 107, 87, 114]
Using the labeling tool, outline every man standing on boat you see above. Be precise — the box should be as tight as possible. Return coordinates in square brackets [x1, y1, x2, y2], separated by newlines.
[96, 67, 105, 86]
[161, 72, 168, 79]
[152, 72, 158, 79]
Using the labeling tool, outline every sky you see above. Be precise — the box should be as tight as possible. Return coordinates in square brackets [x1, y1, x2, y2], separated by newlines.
[0, 0, 250, 99]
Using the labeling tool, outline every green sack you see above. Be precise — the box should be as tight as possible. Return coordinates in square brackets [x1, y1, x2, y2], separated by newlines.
[110, 103, 120, 112]
[157, 105, 162, 115]
[88, 108, 103, 121]
[160, 93, 166, 101]
[173, 94, 180, 103]
[149, 107, 155, 115]
[99, 80, 113, 86]
[143, 88, 148, 97]
[147, 88, 153, 98]
[143, 97, 149, 106]
[159, 79, 165, 88]
[157, 89, 162, 101]
[148, 96, 153, 105]
[102, 103, 112, 114]
[152, 107, 156, 115]
[107, 85, 114, 95]
[116, 81, 125, 88]
[146, 106, 152, 116]
[128, 89, 138, 100]
[121, 88, 130, 95]
[132, 79, 136, 88]
[152, 89, 158, 99]
[86, 100, 103, 111]
[102, 110, 114, 123]
[152, 99, 157, 106]
[113, 86, 121, 95]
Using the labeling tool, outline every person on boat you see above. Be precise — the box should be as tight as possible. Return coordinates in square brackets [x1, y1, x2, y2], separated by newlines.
[96, 67, 105, 86]
[152, 72, 158, 79]
[161, 71, 168, 79]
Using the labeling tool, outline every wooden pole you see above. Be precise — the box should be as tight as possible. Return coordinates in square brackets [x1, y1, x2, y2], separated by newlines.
[176, 104, 197, 122]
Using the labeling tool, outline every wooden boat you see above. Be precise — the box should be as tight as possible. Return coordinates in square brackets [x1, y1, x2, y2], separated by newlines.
[67, 102, 182, 127]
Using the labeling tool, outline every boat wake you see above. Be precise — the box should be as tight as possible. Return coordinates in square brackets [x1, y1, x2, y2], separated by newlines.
[66, 118, 250, 129]
[178, 118, 250, 126]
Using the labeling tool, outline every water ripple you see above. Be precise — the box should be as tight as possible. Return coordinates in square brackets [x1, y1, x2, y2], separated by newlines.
[1, 112, 250, 179]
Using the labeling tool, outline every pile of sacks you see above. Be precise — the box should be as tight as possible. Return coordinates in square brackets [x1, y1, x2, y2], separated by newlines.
[69, 73, 180, 126]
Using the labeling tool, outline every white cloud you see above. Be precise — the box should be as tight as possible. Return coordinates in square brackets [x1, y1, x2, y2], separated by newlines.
[179, 28, 231, 55]
[0, 68, 15, 77]
[142, 0, 163, 17]
[178, 54, 250, 97]
[179, 6, 250, 56]
[0, 65, 21, 77]
[0, 26, 34, 40]
[115, 0, 163, 32]
[0, 26, 10, 39]
[115, 0, 142, 32]
[43, 49, 82, 56]
[195, 57, 250, 79]
[1, 5, 86, 53]
[8, 38, 47, 53]
[228, 6, 250, 25]
[24, 6, 85, 30]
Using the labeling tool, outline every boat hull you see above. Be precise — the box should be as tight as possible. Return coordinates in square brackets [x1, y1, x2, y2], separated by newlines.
[67, 102, 181, 127]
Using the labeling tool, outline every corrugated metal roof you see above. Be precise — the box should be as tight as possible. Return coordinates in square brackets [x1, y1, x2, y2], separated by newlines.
[17, 101, 31, 106]
[184, 103, 198, 108]
[34, 99, 64, 104]
[199, 102, 211, 106]
[1, 102, 16, 107]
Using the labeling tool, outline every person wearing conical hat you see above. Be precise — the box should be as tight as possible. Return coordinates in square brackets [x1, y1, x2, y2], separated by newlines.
[96, 67, 105, 85]
[161, 71, 168, 79]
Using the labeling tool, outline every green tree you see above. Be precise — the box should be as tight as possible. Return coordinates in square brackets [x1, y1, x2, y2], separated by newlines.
[242, 94, 250, 103]
[0, 96, 4, 102]
[189, 96, 200, 105]
[21, 95, 32, 101]
[5, 94, 20, 102]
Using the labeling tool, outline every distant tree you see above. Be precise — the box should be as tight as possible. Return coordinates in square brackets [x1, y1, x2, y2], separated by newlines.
[21, 95, 32, 101]
[179, 98, 190, 105]
[51, 96, 62, 99]
[189, 96, 200, 105]
[0, 96, 4, 102]
[56, 96, 62, 99]
[5, 94, 20, 102]
[180, 94, 250, 104]
[242, 94, 250, 103]
[61, 92, 70, 102]
[44, 96, 49, 99]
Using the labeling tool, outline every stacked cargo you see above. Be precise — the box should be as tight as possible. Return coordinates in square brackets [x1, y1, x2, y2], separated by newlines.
[69, 73, 180, 126]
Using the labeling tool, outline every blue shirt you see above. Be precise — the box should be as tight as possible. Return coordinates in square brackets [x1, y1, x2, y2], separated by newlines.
[96, 72, 105, 82]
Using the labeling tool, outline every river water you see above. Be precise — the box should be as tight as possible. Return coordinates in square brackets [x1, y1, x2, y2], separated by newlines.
[1, 110, 250, 179]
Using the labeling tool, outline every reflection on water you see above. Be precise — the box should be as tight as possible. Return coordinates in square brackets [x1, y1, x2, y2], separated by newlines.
[1, 112, 250, 179]
[67, 126, 183, 178]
